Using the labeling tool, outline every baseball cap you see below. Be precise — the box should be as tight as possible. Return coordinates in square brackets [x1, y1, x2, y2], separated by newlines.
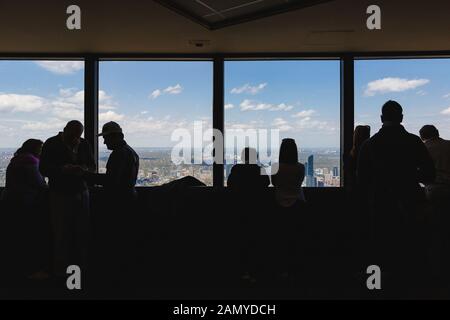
[98, 121, 123, 136]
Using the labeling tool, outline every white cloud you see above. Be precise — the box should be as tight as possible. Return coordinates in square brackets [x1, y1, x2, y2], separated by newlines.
[268, 103, 293, 112]
[21, 119, 66, 131]
[364, 77, 430, 96]
[272, 118, 293, 132]
[227, 123, 257, 130]
[292, 109, 316, 118]
[1, 88, 123, 134]
[164, 84, 183, 95]
[441, 107, 450, 115]
[149, 84, 183, 99]
[225, 104, 234, 110]
[240, 99, 271, 111]
[0, 94, 47, 112]
[231, 83, 267, 95]
[35, 61, 84, 75]
[150, 89, 162, 99]
[99, 111, 125, 122]
[240, 99, 294, 112]
[443, 93, 450, 99]
[99, 90, 117, 110]
[294, 117, 335, 132]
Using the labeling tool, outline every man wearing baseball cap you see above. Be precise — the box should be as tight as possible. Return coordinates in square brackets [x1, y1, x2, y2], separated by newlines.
[90, 121, 139, 194]
[84, 121, 139, 281]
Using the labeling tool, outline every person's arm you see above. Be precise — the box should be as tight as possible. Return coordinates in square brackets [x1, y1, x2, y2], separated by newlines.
[416, 138, 435, 184]
[28, 164, 48, 189]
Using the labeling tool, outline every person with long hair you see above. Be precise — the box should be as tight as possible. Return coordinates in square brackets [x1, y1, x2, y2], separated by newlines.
[267, 138, 306, 283]
[347, 125, 370, 191]
[2, 139, 47, 204]
[271, 138, 306, 207]
[1, 138, 49, 281]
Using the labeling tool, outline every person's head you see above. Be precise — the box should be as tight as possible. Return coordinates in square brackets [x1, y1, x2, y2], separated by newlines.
[381, 100, 403, 124]
[98, 121, 124, 150]
[352, 125, 371, 151]
[419, 125, 439, 141]
[63, 120, 84, 148]
[279, 138, 298, 164]
[241, 147, 258, 164]
[14, 139, 43, 157]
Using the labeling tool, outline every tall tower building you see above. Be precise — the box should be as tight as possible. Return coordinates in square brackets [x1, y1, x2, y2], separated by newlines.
[333, 166, 339, 177]
[307, 155, 314, 177]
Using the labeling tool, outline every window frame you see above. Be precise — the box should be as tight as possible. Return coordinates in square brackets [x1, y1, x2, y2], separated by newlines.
[3, 51, 450, 188]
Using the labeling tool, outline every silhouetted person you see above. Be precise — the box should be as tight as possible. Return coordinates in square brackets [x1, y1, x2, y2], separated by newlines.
[1, 139, 50, 280]
[357, 100, 435, 290]
[347, 125, 370, 192]
[84, 121, 139, 284]
[267, 138, 306, 283]
[420, 125, 450, 278]
[2, 139, 47, 205]
[39, 120, 95, 278]
[87, 122, 139, 198]
[271, 138, 306, 207]
[346, 126, 371, 258]
[419, 125, 450, 204]
[227, 147, 270, 189]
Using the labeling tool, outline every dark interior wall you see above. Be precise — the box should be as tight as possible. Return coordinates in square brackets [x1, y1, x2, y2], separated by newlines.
[1, 0, 450, 54]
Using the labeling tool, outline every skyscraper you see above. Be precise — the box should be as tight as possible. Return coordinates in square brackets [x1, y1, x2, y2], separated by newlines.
[333, 166, 339, 177]
[307, 155, 314, 177]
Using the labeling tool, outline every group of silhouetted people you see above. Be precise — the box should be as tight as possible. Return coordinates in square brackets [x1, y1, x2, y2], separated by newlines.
[1, 100, 449, 294]
[227, 138, 306, 208]
[1, 120, 139, 284]
[346, 100, 450, 293]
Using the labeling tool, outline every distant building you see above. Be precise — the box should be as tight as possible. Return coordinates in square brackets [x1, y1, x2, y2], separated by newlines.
[307, 155, 314, 177]
[333, 166, 339, 177]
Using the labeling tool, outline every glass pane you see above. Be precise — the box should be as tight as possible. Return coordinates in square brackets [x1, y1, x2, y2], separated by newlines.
[0, 60, 84, 187]
[224, 60, 341, 187]
[99, 61, 213, 186]
[355, 58, 450, 140]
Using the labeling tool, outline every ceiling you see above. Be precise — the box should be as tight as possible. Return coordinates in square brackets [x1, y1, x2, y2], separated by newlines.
[0, 0, 449, 54]
[153, 0, 335, 29]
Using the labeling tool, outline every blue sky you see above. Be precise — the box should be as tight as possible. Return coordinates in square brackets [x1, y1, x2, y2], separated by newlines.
[355, 59, 450, 139]
[1, 59, 449, 149]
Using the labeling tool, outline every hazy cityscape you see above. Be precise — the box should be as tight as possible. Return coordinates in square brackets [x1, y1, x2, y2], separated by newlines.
[0, 147, 340, 188]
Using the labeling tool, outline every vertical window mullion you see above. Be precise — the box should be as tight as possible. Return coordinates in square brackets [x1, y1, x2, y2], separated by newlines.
[213, 57, 224, 187]
[84, 56, 99, 172]
[340, 55, 355, 188]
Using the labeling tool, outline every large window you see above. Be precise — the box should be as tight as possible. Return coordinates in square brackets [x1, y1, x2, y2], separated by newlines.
[0, 60, 84, 187]
[224, 60, 341, 187]
[4, 56, 449, 189]
[99, 61, 213, 186]
[355, 58, 450, 139]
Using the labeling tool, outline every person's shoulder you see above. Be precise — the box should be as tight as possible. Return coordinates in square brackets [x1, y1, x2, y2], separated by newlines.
[406, 131, 425, 145]
[274, 162, 303, 172]
[124, 143, 138, 157]
[114, 143, 137, 159]
[43, 134, 60, 145]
